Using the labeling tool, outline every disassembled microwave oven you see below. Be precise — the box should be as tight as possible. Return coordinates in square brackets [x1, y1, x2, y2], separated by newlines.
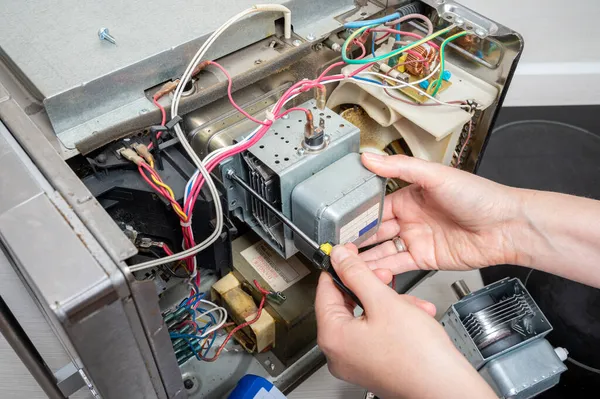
[0, 1, 525, 398]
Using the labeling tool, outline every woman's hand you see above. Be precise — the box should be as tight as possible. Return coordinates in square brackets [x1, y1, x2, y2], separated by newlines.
[316, 244, 496, 398]
[359, 153, 530, 274]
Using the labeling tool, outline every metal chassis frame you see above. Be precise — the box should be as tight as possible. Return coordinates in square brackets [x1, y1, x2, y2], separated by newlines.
[0, 1, 523, 397]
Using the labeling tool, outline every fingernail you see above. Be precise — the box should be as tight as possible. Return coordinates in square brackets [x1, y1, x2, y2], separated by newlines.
[362, 152, 386, 163]
[331, 245, 351, 264]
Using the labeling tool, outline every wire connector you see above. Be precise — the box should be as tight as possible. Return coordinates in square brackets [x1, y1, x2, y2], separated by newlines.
[131, 143, 154, 165]
[118, 148, 145, 166]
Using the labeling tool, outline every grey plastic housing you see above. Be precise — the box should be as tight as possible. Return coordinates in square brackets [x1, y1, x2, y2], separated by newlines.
[291, 153, 386, 255]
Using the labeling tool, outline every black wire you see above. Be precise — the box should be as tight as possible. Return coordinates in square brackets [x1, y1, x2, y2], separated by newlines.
[147, 248, 190, 278]
[160, 264, 190, 279]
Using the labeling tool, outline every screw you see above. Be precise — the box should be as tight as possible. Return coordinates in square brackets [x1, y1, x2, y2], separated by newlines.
[254, 59, 263, 65]
[264, 360, 272, 367]
[281, 114, 289, 120]
[475, 28, 486, 37]
[98, 28, 116, 45]
[139, 109, 149, 115]
[183, 379, 194, 390]
[312, 42, 324, 51]
[292, 39, 302, 47]
[270, 364, 275, 371]
[435, 0, 445, 4]
[96, 153, 107, 164]
[306, 33, 316, 41]
[331, 43, 342, 52]
[454, 17, 464, 25]
[297, 148, 305, 156]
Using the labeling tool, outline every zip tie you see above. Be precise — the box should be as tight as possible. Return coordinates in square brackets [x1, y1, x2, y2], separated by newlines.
[180, 219, 193, 227]
[265, 109, 276, 122]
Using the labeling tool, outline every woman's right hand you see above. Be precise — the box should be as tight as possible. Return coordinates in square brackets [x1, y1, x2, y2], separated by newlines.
[359, 153, 532, 274]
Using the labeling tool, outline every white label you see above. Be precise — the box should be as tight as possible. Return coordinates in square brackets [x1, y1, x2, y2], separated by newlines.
[339, 203, 380, 244]
[241, 242, 310, 292]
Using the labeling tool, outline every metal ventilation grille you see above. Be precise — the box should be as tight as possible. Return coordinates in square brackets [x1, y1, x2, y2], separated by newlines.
[243, 153, 284, 250]
[463, 294, 535, 349]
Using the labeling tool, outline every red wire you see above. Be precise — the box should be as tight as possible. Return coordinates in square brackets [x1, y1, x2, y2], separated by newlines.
[375, 31, 391, 42]
[153, 96, 167, 126]
[201, 289, 267, 362]
[148, 95, 167, 151]
[253, 280, 271, 296]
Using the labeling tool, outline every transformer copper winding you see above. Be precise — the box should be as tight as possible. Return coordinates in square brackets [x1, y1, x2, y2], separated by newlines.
[405, 44, 438, 77]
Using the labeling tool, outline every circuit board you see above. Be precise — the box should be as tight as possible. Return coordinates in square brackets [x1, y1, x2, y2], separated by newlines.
[395, 76, 453, 104]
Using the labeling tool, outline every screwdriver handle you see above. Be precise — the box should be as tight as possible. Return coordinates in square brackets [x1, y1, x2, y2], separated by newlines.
[313, 243, 363, 309]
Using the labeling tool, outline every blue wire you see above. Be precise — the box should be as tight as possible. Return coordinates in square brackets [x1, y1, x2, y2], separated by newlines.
[203, 333, 218, 357]
[353, 76, 383, 85]
[344, 12, 400, 29]
[371, 35, 376, 58]
[395, 23, 401, 42]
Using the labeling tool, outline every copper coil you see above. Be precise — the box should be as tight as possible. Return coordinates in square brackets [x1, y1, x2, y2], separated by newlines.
[405, 44, 438, 77]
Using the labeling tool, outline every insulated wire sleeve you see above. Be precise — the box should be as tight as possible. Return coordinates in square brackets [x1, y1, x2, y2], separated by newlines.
[342, 24, 455, 64]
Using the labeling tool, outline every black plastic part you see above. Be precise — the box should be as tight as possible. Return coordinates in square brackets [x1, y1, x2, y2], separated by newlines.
[312, 248, 362, 308]
[305, 132, 324, 147]
[149, 125, 169, 170]
[82, 142, 234, 274]
[165, 115, 183, 131]
[477, 112, 600, 397]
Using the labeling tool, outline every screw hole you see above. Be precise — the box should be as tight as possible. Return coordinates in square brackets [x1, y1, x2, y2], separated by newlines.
[231, 200, 237, 206]
[313, 106, 317, 110]
[319, 113, 324, 116]
[281, 137, 285, 140]
[326, 115, 331, 119]
[259, 145, 264, 149]
[284, 157, 289, 161]
[275, 160, 280, 164]
[339, 124, 345, 128]
[228, 185, 234, 190]
[274, 154, 279, 157]
[466, 24, 473, 30]
[441, 322, 445, 326]
[274, 132, 278, 135]
[294, 147, 298, 150]
[285, 140, 289, 143]
[286, 126, 290, 129]
[298, 120, 303, 123]
[361, 12, 367, 16]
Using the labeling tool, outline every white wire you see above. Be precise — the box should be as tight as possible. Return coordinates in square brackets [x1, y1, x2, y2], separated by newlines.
[352, 73, 466, 108]
[196, 299, 228, 337]
[130, 8, 261, 272]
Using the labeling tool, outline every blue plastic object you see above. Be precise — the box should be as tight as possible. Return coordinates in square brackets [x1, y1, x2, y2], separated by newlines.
[228, 375, 286, 399]
[419, 80, 430, 89]
[441, 70, 452, 81]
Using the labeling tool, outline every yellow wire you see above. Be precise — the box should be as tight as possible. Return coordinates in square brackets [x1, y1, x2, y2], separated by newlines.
[145, 162, 188, 220]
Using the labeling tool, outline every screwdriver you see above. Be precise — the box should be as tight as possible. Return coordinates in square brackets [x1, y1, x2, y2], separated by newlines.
[227, 170, 363, 308]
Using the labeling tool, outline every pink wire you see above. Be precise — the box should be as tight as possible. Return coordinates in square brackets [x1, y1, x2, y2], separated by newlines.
[278, 107, 312, 120]
[209, 61, 271, 126]
[369, 29, 440, 50]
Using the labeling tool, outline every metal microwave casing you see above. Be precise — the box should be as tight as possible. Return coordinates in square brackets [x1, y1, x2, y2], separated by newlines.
[291, 153, 385, 254]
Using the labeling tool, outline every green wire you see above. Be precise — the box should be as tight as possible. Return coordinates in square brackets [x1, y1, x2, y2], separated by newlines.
[341, 25, 455, 65]
[430, 31, 471, 97]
